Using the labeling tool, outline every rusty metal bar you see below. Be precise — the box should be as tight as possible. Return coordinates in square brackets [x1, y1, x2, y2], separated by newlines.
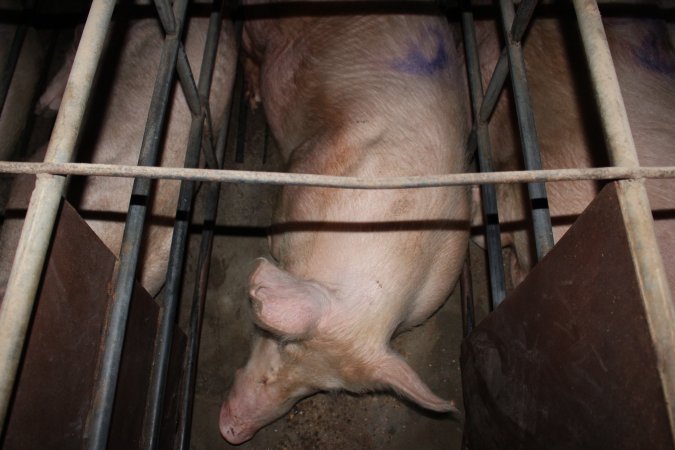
[142, 5, 225, 448]
[0, 0, 115, 436]
[498, 0, 554, 261]
[0, 161, 673, 188]
[460, 4, 506, 306]
[85, 0, 190, 448]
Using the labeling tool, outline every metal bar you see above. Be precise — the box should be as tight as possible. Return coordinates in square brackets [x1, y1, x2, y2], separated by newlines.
[498, 0, 554, 261]
[573, 1, 674, 437]
[85, 0, 190, 448]
[460, 258, 476, 337]
[572, 0, 639, 168]
[176, 43, 202, 117]
[0, 25, 28, 117]
[510, 0, 539, 43]
[176, 55, 236, 450]
[479, 48, 508, 124]
[142, 6, 224, 448]
[1, 161, 672, 188]
[461, 6, 506, 306]
[234, 66, 248, 163]
[617, 180, 675, 440]
[0, 0, 115, 437]
[478, 0, 538, 124]
[153, 0, 176, 35]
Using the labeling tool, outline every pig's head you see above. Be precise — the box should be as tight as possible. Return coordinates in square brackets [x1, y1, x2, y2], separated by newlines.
[220, 258, 457, 444]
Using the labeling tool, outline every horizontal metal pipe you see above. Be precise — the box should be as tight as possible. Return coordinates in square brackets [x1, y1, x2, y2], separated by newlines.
[0, 161, 672, 188]
[0, 0, 115, 436]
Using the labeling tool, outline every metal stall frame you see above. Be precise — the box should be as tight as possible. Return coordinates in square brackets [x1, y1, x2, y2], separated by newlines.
[0, 0, 673, 447]
[0, 0, 116, 433]
[459, 0, 675, 440]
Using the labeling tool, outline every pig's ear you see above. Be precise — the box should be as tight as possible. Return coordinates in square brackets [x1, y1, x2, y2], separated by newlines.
[248, 258, 329, 339]
[372, 351, 458, 413]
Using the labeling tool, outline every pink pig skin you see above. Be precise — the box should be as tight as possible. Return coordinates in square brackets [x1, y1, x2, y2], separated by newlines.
[220, 6, 470, 445]
[472, 18, 674, 288]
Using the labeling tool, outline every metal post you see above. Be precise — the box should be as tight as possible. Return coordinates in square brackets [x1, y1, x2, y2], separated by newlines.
[176, 73, 236, 450]
[85, 0, 190, 448]
[141, 5, 225, 447]
[176, 19, 241, 446]
[498, 0, 554, 261]
[460, 5, 507, 307]
[0, 0, 116, 437]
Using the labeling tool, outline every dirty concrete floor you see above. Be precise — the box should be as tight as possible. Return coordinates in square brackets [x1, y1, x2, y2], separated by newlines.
[179, 99, 495, 450]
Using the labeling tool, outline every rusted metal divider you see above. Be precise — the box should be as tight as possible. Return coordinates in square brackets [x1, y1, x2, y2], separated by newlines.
[461, 181, 674, 448]
[0, 0, 115, 435]
[572, 0, 674, 437]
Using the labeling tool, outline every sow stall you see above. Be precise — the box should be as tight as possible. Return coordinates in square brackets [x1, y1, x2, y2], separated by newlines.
[0, 0, 672, 449]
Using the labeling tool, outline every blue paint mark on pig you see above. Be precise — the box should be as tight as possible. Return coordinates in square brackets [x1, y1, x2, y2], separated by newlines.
[391, 28, 449, 76]
[634, 26, 675, 75]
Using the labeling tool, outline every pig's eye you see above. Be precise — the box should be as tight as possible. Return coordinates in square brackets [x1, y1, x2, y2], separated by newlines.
[259, 376, 269, 385]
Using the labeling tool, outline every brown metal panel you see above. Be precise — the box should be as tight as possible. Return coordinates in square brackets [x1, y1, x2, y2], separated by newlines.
[461, 182, 673, 450]
[2, 200, 115, 450]
[1, 198, 186, 449]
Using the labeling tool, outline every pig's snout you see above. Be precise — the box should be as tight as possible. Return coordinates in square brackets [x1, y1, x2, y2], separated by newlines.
[219, 400, 257, 445]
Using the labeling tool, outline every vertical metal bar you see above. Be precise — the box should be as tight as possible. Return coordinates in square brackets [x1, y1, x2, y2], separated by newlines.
[460, 5, 507, 306]
[234, 68, 248, 164]
[498, 0, 554, 261]
[460, 259, 475, 337]
[571, 0, 638, 169]
[0, 0, 116, 437]
[572, 1, 674, 436]
[142, 6, 224, 448]
[176, 18, 241, 445]
[176, 67, 236, 450]
[84, 1, 190, 448]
